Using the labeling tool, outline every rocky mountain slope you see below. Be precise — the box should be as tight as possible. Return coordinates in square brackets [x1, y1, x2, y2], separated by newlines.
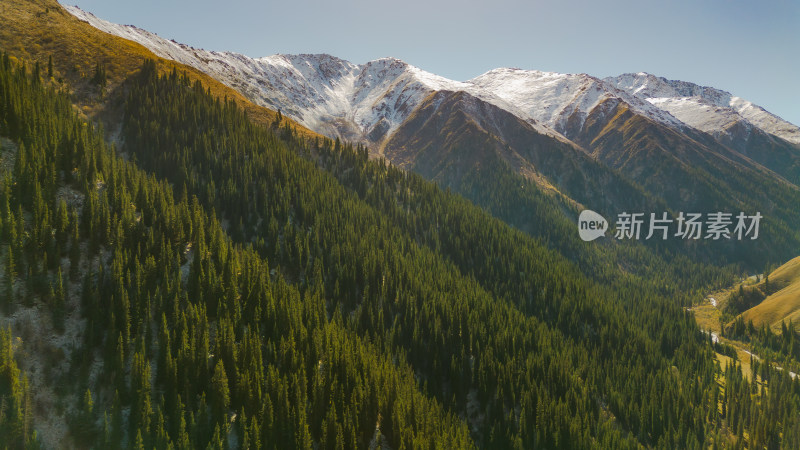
[66, 5, 800, 160]
[64, 4, 800, 271]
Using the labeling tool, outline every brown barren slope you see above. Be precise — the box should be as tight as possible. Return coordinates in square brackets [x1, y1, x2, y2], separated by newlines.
[0, 0, 320, 139]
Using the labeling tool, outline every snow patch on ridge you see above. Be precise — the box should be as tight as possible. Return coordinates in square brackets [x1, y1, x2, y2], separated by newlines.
[607, 73, 800, 144]
[468, 68, 685, 135]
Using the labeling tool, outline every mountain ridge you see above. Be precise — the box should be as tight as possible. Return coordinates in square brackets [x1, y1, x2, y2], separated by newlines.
[606, 72, 800, 145]
[64, 4, 799, 154]
[63, 3, 800, 272]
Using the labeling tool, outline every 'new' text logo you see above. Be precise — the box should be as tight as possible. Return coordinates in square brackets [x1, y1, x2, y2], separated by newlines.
[578, 210, 608, 242]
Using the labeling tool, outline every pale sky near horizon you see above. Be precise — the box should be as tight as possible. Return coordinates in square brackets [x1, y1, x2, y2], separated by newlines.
[64, 0, 799, 126]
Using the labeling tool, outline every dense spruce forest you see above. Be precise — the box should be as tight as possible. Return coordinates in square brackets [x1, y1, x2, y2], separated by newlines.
[2, 54, 800, 449]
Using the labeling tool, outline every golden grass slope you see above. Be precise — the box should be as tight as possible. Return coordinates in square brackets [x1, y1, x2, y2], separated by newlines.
[741, 256, 800, 330]
[0, 0, 320, 139]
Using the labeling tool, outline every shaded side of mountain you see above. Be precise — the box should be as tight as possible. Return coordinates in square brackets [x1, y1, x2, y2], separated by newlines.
[716, 124, 800, 187]
[377, 90, 738, 293]
[569, 98, 800, 268]
[382, 90, 660, 216]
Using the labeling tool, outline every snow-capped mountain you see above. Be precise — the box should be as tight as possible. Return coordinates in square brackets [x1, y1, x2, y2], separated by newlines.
[62, 6, 671, 146]
[57, 4, 800, 254]
[606, 73, 800, 145]
[66, 5, 799, 155]
[68, 5, 488, 144]
[467, 68, 686, 137]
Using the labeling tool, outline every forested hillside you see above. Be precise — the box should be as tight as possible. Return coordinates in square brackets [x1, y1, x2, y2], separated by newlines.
[3, 53, 800, 449]
[0, 54, 470, 449]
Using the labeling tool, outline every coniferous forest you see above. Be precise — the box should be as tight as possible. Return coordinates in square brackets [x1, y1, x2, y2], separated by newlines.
[2, 53, 800, 449]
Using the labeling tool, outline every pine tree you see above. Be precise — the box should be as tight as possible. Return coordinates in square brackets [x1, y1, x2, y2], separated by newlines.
[210, 360, 230, 428]
[130, 351, 152, 444]
[102, 412, 112, 448]
[208, 423, 225, 450]
[111, 391, 123, 449]
[3, 248, 14, 312]
[91, 62, 107, 89]
[74, 388, 95, 442]
[134, 429, 145, 450]
[69, 210, 81, 280]
[52, 268, 66, 332]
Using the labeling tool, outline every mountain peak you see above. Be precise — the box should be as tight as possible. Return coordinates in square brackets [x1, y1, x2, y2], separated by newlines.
[65, 4, 799, 145]
[607, 72, 732, 102]
[277, 53, 351, 65]
[365, 56, 407, 65]
[467, 67, 683, 134]
[607, 73, 800, 144]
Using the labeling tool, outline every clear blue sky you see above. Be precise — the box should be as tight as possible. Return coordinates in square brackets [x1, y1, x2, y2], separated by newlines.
[64, 0, 799, 126]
